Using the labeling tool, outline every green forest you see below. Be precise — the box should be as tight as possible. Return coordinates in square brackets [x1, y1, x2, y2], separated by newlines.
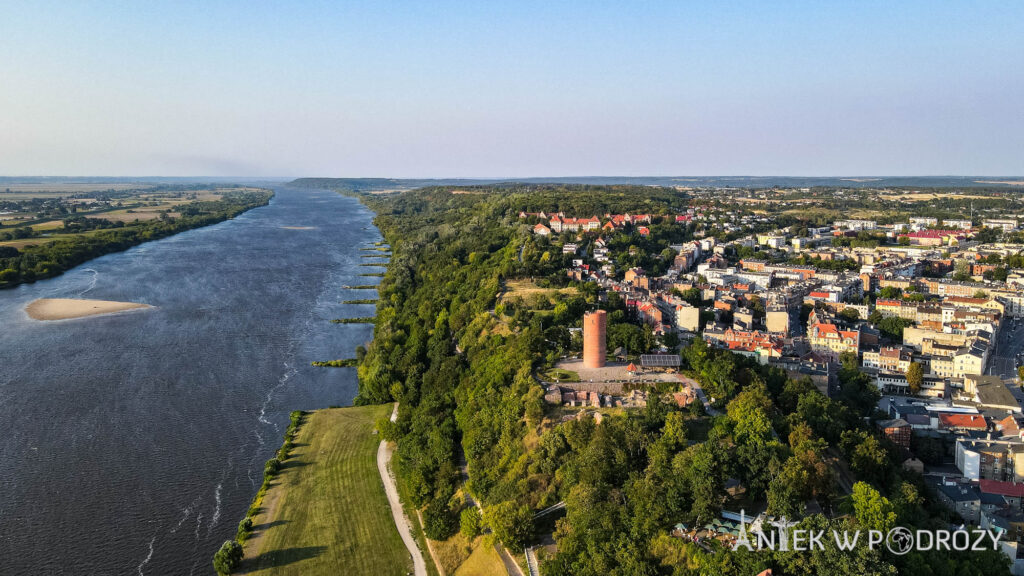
[351, 184, 1010, 576]
[0, 190, 272, 288]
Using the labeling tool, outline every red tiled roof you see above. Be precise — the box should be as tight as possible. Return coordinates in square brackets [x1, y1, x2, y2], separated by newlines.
[998, 415, 1021, 432]
[876, 299, 905, 307]
[815, 323, 838, 335]
[938, 413, 987, 429]
[979, 479, 1024, 498]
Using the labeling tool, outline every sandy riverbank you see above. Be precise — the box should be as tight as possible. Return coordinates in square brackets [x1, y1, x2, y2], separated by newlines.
[25, 298, 154, 321]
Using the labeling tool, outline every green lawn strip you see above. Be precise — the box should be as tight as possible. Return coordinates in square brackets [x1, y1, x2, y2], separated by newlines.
[234, 406, 411, 576]
[543, 368, 580, 382]
[453, 538, 507, 576]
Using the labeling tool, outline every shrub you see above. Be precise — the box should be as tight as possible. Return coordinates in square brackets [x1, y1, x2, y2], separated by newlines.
[236, 517, 253, 540]
[485, 501, 533, 549]
[460, 506, 482, 538]
[264, 458, 281, 476]
[277, 440, 292, 460]
[423, 497, 459, 541]
[212, 540, 243, 575]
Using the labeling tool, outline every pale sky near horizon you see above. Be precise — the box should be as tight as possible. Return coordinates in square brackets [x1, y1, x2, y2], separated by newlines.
[1, 1, 1022, 177]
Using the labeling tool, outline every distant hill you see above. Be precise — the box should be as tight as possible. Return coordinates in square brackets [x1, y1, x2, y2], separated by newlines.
[290, 176, 1024, 190]
[288, 178, 498, 192]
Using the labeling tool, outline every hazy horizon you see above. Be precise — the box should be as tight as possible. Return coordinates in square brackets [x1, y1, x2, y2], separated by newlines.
[2, 174, 1024, 181]
[3, 1, 1023, 177]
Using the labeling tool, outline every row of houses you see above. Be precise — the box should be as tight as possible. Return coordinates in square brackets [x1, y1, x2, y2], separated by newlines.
[526, 211, 657, 235]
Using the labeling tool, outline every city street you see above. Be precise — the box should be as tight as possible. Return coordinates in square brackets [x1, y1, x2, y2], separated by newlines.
[990, 317, 1024, 402]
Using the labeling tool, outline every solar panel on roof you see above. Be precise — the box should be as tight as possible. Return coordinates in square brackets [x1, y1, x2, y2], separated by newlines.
[640, 354, 681, 367]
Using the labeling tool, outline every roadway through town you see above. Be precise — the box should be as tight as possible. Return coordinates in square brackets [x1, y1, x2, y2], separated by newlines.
[989, 317, 1024, 402]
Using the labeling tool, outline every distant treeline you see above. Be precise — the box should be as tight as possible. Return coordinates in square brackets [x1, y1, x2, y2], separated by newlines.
[0, 190, 272, 288]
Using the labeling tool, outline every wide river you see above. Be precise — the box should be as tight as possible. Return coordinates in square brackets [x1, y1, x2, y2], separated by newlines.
[0, 186, 382, 574]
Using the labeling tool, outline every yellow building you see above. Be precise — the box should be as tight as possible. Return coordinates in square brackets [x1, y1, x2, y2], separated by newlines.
[808, 322, 860, 358]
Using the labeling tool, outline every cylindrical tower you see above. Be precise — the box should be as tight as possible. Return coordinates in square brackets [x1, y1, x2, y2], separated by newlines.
[583, 310, 607, 368]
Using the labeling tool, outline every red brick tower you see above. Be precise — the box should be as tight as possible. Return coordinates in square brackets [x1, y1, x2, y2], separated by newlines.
[583, 310, 607, 368]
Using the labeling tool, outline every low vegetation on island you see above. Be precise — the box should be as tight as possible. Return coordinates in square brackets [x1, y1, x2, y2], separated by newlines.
[311, 359, 359, 367]
[330, 317, 375, 324]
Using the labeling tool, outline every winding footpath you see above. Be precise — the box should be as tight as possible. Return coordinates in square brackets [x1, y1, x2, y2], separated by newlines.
[377, 403, 428, 576]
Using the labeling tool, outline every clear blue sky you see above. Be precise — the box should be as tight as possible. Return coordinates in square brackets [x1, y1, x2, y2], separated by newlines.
[1, 1, 1022, 177]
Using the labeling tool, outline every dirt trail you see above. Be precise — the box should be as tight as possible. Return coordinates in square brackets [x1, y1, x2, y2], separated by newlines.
[377, 403, 428, 576]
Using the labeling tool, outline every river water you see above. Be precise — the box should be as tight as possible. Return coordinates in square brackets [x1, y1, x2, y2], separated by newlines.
[0, 186, 383, 574]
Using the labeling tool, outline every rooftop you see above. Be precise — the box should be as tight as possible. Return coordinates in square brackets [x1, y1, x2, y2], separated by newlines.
[979, 479, 1024, 498]
[938, 413, 988, 429]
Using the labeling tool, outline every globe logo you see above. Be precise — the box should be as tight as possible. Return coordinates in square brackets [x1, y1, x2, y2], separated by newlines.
[886, 527, 914, 555]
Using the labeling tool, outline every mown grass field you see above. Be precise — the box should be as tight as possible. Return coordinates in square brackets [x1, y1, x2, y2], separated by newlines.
[453, 539, 506, 576]
[543, 368, 580, 382]
[239, 405, 411, 576]
[500, 279, 579, 300]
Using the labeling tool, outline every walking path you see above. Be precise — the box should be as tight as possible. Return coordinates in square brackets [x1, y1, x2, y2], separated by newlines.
[525, 547, 540, 576]
[677, 374, 721, 416]
[377, 403, 428, 576]
[417, 509, 447, 576]
[497, 545, 526, 576]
